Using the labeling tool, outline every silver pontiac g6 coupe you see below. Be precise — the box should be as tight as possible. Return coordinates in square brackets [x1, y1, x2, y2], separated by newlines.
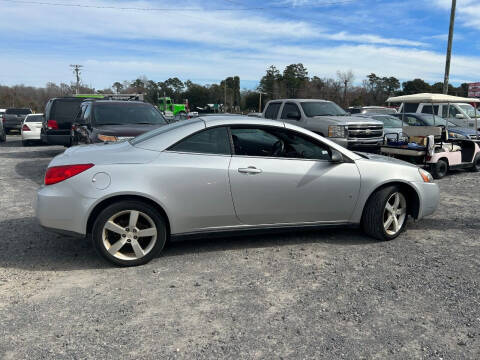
[35, 116, 439, 266]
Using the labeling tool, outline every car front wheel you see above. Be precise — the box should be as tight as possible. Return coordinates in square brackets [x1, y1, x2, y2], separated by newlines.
[362, 186, 408, 241]
[92, 201, 167, 266]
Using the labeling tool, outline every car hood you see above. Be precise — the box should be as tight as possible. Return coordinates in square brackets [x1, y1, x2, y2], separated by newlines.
[449, 127, 478, 135]
[49, 141, 160, 167]
[355, 152, 418, 168]
[93, 124, 165, 137]
[310, 115, 383, 126]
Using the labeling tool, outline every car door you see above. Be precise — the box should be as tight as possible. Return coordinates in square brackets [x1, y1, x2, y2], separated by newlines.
[161, 126, 240, 232]
[280, 102, 302, 124]
[228, 125, 361, 225]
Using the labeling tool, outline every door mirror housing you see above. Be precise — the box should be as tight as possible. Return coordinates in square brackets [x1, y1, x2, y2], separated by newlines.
[455, 113, 465, 119]
[330, 149, 343, 163]
[286, 112, 301, 120]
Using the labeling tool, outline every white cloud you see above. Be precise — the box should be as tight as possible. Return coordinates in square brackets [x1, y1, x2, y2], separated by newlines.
[433, 0, 480, 30]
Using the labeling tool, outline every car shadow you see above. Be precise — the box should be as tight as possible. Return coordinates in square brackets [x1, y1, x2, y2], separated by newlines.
[15, 159, 52, 185]
[0, 149, 63, 159]
[0, 217, 376, 271]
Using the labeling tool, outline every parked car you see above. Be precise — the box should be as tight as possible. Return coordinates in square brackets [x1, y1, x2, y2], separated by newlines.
[71, 100, 167, 145]
[262, 99, 384, 150]
[353, 113, 405, 140]
[36, 116, 439, 266]
[0, 116, 6, 142]
[3, 108, 32, 133]
[398, 102, 480, 129]
[42, 97, 88, 146]
[348, 106, 397, 115]
[21, 113, 44, 146]
[392, 113, 480, 140]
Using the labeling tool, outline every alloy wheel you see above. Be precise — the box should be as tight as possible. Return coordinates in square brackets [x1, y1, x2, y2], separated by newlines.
[383, 192, 407, 236]
[102, 210, 157, 261]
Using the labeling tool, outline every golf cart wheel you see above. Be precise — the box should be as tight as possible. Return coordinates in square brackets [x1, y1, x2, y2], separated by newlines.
[362, 185, 408, 241]
[92, 200, 167, 267]
[469, 154, 480, 172]
[431, 159, 448, 179]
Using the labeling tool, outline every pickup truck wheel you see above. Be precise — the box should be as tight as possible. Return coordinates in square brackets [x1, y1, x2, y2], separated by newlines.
[362, 185, 408, 241]
[431, 159, 448, 179]
[469, 154, 480, 172]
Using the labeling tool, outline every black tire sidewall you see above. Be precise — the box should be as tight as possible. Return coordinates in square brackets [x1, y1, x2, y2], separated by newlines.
[433, 160, 448, 179]
[92, 201, 167, 266]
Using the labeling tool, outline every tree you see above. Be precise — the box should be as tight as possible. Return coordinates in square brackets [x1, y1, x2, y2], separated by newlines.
[283, 63, 308, 98]
[258, 65, 282, 99]
[402, 78, 431, 95]
[112, 82, 123, 94]
[336, 70, 354, 107]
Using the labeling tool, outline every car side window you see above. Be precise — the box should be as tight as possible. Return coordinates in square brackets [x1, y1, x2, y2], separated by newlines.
[405, 116, 422, 126]
[264, 103, 281, 119]
[168, 126, 231, 155]
[281, 103, 301, 120]
[83, 104, 92, 123]
[421, 105, 439, 115]
[442, 106, 459, 118]
[230, 127, 331, 160]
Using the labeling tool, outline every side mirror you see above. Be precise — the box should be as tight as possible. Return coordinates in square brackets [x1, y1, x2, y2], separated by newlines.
[330, 149, 343, 163]
[455, 114, 465, 119]
[286, 112, 301, 120]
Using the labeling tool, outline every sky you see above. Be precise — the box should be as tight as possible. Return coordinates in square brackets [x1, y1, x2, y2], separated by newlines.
[0, 0, 479, 90]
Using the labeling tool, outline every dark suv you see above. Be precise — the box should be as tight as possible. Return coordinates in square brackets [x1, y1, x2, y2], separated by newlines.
[3, 108, 32, 133]
[71, 100, 167, 144]
[42, 97, 88, 146]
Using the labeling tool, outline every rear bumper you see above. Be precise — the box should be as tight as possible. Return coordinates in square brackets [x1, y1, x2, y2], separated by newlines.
[22, 131, 41, 141]
[41, 133, 71, 146]
[35, 183, 94, 236]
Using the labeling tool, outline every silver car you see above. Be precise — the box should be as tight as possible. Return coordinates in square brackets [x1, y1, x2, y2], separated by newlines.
[35, 116, 439, 266]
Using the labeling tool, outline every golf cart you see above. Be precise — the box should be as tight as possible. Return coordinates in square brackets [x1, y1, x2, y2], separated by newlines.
[381, 93, 480, 179]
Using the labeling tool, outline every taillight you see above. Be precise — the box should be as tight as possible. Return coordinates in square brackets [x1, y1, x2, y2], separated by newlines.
[45, 164, 94, 185]
[22, 124, 31, 131]
[47, 120, 59, 130]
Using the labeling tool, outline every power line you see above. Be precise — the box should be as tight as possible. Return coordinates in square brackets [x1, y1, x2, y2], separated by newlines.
[0, 0, 356, 12]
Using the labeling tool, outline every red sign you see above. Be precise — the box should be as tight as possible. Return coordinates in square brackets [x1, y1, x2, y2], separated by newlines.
[468, 82, 480, 98]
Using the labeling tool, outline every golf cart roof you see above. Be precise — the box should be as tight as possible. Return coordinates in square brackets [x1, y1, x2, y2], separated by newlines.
[386, 93, 480, 104]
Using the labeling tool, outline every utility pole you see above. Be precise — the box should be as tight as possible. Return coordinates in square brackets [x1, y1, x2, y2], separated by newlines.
[70, 64, 83, 94]
[224, 80, 227, 113]
[443, 0, 456, 94]
[343, 79, 348, 108]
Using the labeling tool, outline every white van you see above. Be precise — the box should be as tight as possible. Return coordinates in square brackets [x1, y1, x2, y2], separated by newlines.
[399, 102, 479, 128]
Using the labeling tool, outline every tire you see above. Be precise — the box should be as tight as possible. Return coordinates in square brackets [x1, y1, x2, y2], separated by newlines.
[22, 140, 29, 146]
[469, 154, 480, 172]
[431, 159, 448, 179]
[362, 185, 408, 241]
[0, 131, 5, 142]
[92, 201, 167, 266]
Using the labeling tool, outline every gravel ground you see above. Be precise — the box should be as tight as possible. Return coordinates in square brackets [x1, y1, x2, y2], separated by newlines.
[0, 135, 479, 359]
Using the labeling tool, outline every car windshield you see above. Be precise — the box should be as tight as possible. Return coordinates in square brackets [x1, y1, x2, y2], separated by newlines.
[25, 115, 43, 122]
[6, 108, 31, 115]
[417, 114, 450, 126]
[371, 115, 403, 128]
[94, 103, 167, 126]
[459, 104, 480, 118]
[301, 101, 347, 117]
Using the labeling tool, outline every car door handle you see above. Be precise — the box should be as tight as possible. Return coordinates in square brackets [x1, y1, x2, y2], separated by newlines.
[238, 166, 262, 174]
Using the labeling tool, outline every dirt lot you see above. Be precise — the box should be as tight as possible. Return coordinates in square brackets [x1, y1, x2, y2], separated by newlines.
[0, 135, 479, 359]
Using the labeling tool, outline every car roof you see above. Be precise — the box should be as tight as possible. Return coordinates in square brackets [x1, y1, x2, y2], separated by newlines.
[82, 100, 147, 105]
[199, 115, 285, 128]
[268, 99, 330, 103]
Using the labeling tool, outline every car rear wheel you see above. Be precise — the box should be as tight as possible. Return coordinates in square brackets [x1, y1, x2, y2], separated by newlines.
[431, 159, 448, 179]
[22, 140, 29, 146]
[0, 131, 5, 142]
[92, 201, 167, 266]
[362, 186, 408, 241]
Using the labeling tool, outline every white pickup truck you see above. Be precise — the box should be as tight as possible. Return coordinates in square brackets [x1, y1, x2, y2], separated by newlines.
[262, 99, 384, 150]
